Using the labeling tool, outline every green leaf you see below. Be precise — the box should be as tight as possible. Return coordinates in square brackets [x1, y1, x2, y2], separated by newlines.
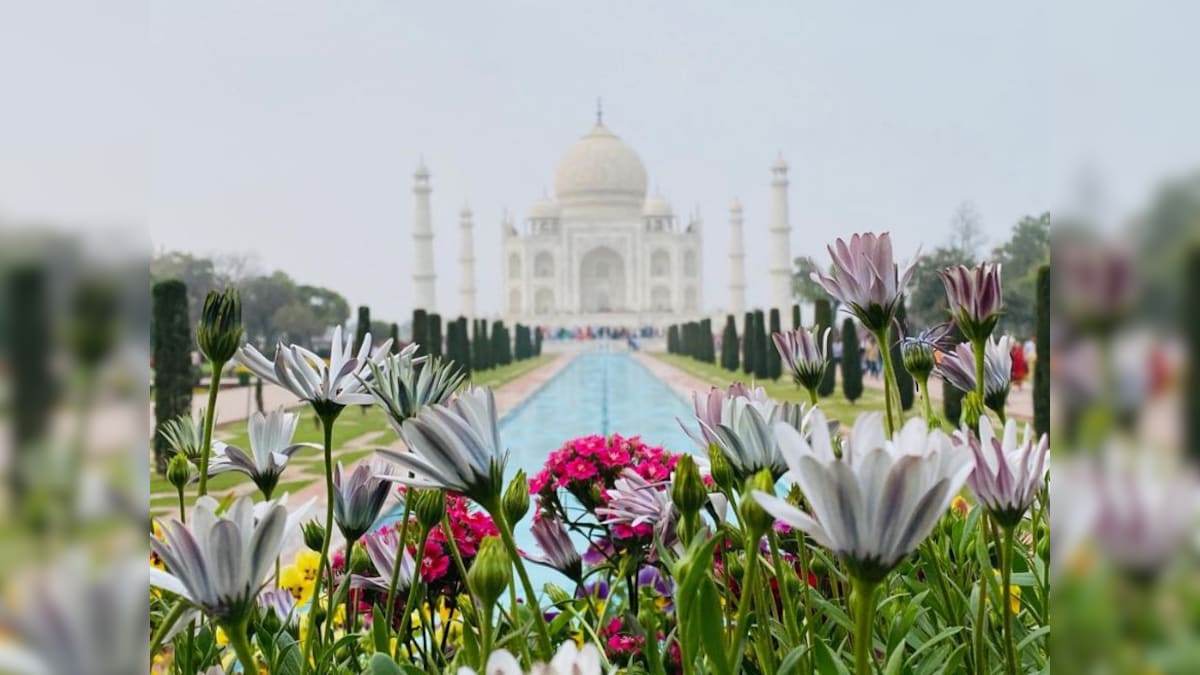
[777, 645, 810, 675]
[812, 639, 851, 675]
[371, 605, 390, 655]
[367, 652, 404, 675]
[697, 577, 731, 675]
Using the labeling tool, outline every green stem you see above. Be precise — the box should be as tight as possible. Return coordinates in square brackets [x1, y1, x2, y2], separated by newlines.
[807, 386, 819, 407]
[196, 359, 226, 496]
[918, 374, 935, 428]
[875, 328, 898, 436]
[176, 486, 187, 524]
[493, 507, 554, 661]
[853, 577, 879, 675]
[478, 602, 495, 667]
[728, 543, 760, 672]
[972, 517, 990, 674]
[797, 535, 816, 675]
[973, 339, 986, 404]
[383, 498, 413, 627]
[149, 600, 188, 657]
[767, 530, 801, 645]
[344, 536, 359, 633]
[223, 617, 257, 674]
[395, 524, 434, 658]
[1001, 525, 1018, 675]
[301, 409, 339, 675]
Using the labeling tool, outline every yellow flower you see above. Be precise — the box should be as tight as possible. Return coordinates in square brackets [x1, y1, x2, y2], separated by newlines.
[295, 550, 321, 582]
[215, 627, 230, 646]
[950, 495, 971, 518]
[279, 565, 314, 605]
[991, 570, 1021, 614]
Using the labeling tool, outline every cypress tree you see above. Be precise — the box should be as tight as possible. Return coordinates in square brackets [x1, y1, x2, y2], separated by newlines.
[682, 322, 694, 358]
[700, 318, 716, 363]
[720, 314, 739, 371]
[492, 320, 512, 366]
[754, 310, 769, 381]
[667, 325, 678, 354]
[428, 313, 443, 359]
[841, 318, 863, 403]
[355, 305, 370, 352]
[453, 317, 472, 379]
[814, 300, 837, 396]
[516, 324, 533, 360]
[152, 279, 193, 474]
[1034, 265, 1051, 439]
[389, 322, 400, 354]
[412, 309, 428, 354]
[893, 299, 915, 410]
[792, 303, 802, 330]
[742, 312, 755, 375]
[534, 326, 543, 356]
[474, 319, 490, 371]
[767, 309, 782, 380]
[9, 266, 56, 501]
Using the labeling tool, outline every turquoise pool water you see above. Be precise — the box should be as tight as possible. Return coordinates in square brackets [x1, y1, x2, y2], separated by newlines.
[500, 349, 696, 591]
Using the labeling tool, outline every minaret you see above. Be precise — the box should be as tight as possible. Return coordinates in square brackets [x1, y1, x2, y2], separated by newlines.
[728, 198, 746, 315]
[412, 159, 436, 311]
[769, 155, 793, 316]
[458, 203, 476, 319]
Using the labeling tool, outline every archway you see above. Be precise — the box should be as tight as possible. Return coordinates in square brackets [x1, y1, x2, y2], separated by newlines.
[579, 246, 625, 313]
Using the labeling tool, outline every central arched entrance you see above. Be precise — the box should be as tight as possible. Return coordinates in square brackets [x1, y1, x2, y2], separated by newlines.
[579, 246, 625, 313]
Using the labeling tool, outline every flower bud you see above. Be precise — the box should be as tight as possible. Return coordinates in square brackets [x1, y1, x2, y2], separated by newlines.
[195, 287, 243, 364]
[543, 583, 571, 605]
[349, 540, 372, 575]
[739, 470, 777, 538]
[166, 453, 192, 491]
[412, 489, 446, 531]
[467, 536, 511, 611]
[707, 443, 735, 494]
[302, 520, 326, 552]
[901, 339, 936, 381]
[502, 470, 530, 526]
[962, 391, 984, 433]
[671, 455, 708, 518]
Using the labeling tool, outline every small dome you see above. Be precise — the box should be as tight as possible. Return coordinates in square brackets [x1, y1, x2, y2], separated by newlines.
[528, 197, 561, 220]
[730, 197, 742, 212]
[460, 204, 473, 218]
[643, 195, 673, 218]
[771, 156, 789, 172]
[554, 123, 648, 208]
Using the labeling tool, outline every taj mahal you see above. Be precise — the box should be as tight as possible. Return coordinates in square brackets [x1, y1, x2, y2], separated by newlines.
[409, 108, 796, 329]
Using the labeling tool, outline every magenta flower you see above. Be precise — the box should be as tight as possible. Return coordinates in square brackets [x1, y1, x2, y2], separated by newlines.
[937, 336, 1013, 414]
[773, 327, 832, 394]
[939, 262, 1003, 343]
[955, 417, 1049, 527]
[596, 469, 675, 544]
[811, 232, 918, 332]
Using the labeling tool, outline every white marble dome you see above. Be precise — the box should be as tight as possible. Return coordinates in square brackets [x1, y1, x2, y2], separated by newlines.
[528, 196, 561, 220]
[554, 122, 648, 208]
[642, 194, 673, 217]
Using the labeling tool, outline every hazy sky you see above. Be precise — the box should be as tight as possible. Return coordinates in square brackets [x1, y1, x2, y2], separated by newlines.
[5, 3, 1198, 323]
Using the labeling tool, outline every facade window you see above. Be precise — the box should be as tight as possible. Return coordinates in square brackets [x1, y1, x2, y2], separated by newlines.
[651, 249, 670, 277]
[535, 288, 554, 314]
[534, 251, 554, 278]
[508, 253, 521, 280]
[683, 250, 697, 276]
[509, 288, 522, 314]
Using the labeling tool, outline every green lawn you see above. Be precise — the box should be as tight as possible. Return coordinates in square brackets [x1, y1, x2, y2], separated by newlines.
[650, 352, 921, 425]
[150, 354, 558, 500]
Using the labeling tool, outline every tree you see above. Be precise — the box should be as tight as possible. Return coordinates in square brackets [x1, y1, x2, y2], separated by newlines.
[8, 265, 55, 505]
[456, 317, 472, 378]
[412, 310, 428, 354]
[792, 303, 801, 330]
[151, 252, 222, 329]
[949, 201, 987, 260]
[893, 299, 915, 410]
[515, 323, 533, 360]
[1136, 172, 1200, 324]
[389, 323, 400, 354]
[742, 312, 755, 376]
[533, 326, 542, 356]
[239, 271, 297, 346]
[428, 314, 443, 359]
[270, 302, 320, 349]
[492, 321, 512, 366]
[754, 310, 769, 381]
[942, 325, 966, 425]
[721, 315, 739, 371]
[699, 318, 715, 364]
[667, 325, 679, 354]
[767, 309, 782, 380]
[907, 246, 976, 331]
[152, 279, 193, 474]
[993, 213, 1050, 337]
[790, 257, 828, 304]
[355, 306, 371, 351]
[1034, 265, 1050, 438]
[474, 319, 490, 370]
[814, 300, 836, 396]
[841, 318, 863, 403]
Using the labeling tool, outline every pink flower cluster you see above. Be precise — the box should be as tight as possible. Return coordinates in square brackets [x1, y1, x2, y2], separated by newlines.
[531, 433, 677, 516]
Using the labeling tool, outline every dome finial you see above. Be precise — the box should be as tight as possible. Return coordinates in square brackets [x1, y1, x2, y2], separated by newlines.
[596, 97, 603, 125]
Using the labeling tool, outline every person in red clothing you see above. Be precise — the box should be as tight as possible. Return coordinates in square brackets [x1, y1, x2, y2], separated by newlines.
[1010, 341, 1029, 390]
